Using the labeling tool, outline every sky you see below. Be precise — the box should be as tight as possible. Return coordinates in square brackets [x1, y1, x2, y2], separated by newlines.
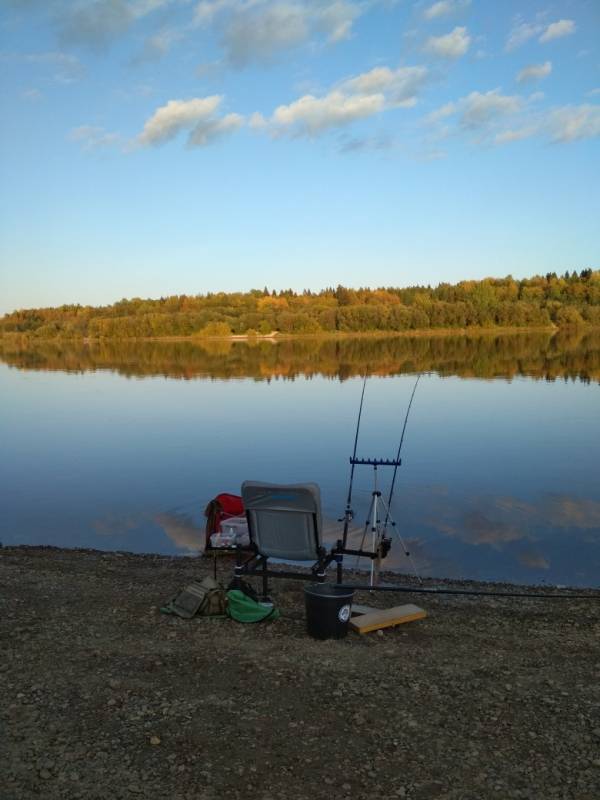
[0, 0, 599, 314]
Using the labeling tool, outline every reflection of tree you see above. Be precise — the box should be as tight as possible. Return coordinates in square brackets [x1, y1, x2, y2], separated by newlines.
[2, 330, 600, 383]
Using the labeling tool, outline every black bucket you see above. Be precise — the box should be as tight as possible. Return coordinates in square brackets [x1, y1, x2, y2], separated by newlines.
[304, 583, 355, 640]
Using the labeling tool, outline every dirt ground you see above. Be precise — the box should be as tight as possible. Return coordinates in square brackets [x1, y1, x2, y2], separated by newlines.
[1, 546, 599, 800]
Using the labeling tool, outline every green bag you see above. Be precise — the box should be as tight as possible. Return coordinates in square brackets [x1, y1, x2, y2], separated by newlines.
[226, 589, 280, 623]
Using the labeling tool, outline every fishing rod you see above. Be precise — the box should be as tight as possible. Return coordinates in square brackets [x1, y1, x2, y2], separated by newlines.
[353, 374, 422, 581]
[383, 374, 421, 532]
[341, 373, 368, 549]
[334, 582, 600, 601]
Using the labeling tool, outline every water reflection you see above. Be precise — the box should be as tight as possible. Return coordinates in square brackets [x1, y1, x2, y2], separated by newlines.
[2, 329, 600, 383]
[518, 550, 550, 571]
[145, 488, 600, 587]
[2, 332, 598, 586]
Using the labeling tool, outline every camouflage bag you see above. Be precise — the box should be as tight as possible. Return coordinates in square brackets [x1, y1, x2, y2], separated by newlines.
[161, 576, 226, 619]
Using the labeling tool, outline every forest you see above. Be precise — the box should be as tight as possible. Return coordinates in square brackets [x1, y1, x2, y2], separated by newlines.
[1, 270, 599, 340]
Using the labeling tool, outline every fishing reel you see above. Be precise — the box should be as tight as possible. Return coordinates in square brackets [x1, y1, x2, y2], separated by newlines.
[338, 507, 354, 523]
[379, 536, 392, 560]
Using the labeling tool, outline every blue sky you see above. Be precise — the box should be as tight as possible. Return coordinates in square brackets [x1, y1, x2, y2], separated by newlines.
[0, 0, 599, 314]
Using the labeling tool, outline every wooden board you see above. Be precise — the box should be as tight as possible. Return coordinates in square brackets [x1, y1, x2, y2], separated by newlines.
[349, 603, 427, 634]
[351, 603, 378, 616]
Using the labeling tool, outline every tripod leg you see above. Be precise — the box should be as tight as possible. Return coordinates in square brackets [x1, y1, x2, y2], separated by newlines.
[380, 497, 422, 583]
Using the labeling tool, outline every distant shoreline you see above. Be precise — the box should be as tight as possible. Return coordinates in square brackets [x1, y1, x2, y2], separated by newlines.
[1, 324, 581, 345]
[116, 325, 561, 342]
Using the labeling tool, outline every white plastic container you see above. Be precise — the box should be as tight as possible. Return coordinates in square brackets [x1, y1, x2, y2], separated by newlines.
[209, 532, 236, 548]
[221, 515, 249, 546]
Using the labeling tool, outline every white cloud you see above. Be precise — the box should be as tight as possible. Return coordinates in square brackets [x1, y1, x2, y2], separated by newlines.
[494, 127, 536, 145]
[340, 65, 428, 105]
[494, 104, 600, 146]
[71, 97, 244, 153]
[314, 1, 361, 42]
[59, 0, 174, 50]
[138, 96, 224, 145]
[426, 85, 600, 149]
[69, 125, 121, 151]
[459, 89, 522, 129]
[424, 1, 451, 20]
[506, 18, 543, 51]
[193, 1, 363, 66]
[249, 111, 268, 128]
[271, 90, 385, 136]
[506, 16, 576, 51]
[425, 100, 456, 124]
[587, 88, 600, 97]
[194, 0, 235, 26]
[517, 61, 552, 84]
[424, 26, 470, 58]
[132, 27, 182, 64]
[220, 3, 310, 67]
[188, 112, 243, 146]
[425, 89, 523, 141]
[539, 19, 575, 44]
[59, 0, 132, 49]
[546, 104, 600, 142]
[423, 0, 470, 20]
[260, 61, 429, 137]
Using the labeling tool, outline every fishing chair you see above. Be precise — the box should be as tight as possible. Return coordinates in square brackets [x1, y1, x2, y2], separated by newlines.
[234, 481, 339, 599]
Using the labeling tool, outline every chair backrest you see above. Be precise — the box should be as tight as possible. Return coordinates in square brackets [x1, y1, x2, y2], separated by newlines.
[241, 481, 322, 561]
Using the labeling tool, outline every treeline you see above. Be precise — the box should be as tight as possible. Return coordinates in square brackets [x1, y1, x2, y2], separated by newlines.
[1, 270, 599, 339]
[2, 329, 599, 384]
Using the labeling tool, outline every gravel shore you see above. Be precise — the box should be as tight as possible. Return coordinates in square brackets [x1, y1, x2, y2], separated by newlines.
[2, 546, 599, 800]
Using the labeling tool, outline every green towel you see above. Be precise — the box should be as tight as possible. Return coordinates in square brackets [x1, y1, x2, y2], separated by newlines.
[226, 589, 280, 623]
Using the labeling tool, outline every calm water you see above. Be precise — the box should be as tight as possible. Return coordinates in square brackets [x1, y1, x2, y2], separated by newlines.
[1, 332, 599, 587]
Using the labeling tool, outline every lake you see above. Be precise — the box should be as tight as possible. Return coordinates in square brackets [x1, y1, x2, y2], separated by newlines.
[1, 330, 599, 587]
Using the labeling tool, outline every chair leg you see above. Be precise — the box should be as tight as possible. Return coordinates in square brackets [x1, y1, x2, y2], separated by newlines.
[234, 545, 244, 588]
[262, 558, 269, 600]
[335, 539, 343, 584]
